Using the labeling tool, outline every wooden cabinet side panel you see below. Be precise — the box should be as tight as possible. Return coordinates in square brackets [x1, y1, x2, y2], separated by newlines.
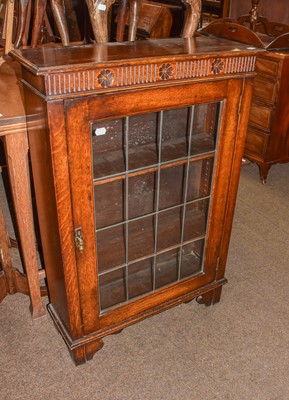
[24, 90, 70, 327]
[23, 88, 83, 338]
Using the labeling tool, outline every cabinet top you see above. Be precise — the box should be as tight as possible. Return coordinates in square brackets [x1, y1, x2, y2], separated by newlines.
[11, 37, 262, 100]
[11, 36, 261, 75]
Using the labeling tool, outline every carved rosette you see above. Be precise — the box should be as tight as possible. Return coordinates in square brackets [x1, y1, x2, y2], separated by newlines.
[98, 69, 114, 88]
[211, 59, 224, 74]
[159, 63, 173, 80]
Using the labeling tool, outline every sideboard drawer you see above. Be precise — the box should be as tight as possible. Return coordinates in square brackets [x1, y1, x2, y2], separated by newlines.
[249, 102, 272, 131]
[245, 127, 269, 158]
[253, 77, 277, 104]
[255, 57, 280, 78]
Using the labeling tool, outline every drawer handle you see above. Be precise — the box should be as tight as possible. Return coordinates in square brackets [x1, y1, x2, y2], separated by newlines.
[75, 228, 84, 253]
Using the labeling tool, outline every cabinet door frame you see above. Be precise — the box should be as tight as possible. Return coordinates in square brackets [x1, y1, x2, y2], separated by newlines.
[64, 78, 244, 330]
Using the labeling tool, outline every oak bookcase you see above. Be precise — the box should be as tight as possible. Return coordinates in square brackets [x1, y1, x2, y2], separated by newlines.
[12, 36, 257, 364]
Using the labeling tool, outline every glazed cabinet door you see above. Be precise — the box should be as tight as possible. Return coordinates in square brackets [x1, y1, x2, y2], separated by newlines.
[64, 79, 244, 330]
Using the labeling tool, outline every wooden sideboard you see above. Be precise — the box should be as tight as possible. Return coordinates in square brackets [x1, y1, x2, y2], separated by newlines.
[12, 36, 257, 364]
[201, 20, 289, 182]
[244, 51, 289, 182]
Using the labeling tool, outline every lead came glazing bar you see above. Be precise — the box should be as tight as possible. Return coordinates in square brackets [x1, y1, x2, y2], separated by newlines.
[177, 106, 195, 280]
[96, 195, 211, 233]
[98, 232, 207, 277]
[93, 152, 215, 185]
[152, 111, 164, 290]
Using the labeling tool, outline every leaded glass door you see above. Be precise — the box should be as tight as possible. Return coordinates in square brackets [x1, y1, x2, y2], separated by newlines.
[91, 102, 221, 311]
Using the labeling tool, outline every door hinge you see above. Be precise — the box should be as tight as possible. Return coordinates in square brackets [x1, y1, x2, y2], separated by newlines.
[75, 227, 84, 253]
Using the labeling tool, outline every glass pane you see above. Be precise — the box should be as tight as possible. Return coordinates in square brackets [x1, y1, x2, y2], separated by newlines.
[99, 268, 126, 309]
[184, 199, 209, 241]
[128, 112, 158, 170]
[128, 216, 154, 262]
[155, 248, 179, 289]
[128, 172, 156, 219]
[159, 165, 185, 210]
[180, 239, 204, 279]
[157, 207, 182, 251]
[91, 118, 125, 178]
[187, 158, 214, 201]
[161, 107, 189, 162]
[128, 258, 154, 299]
[97, 224, 126, 273]
[191, 103, 220, 155]
[94, 180, 124, 229]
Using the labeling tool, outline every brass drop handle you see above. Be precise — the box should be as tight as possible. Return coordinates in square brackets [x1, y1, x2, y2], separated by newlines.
[75, 228, 84, 253]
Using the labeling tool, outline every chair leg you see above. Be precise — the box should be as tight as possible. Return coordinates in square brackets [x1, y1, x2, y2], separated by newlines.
[3, 0, 15, 54]
[3, 131, 46, 318]
[22, 0, 32, 46]
[0, 205, 16, 297]
[50, 0, 70, 45]
[116, 0, 129, 42]
[182, 0, 202, 38]
[128, 0, 141, 41]
[31, 0, 47, 48]
[14, 0, 29, 48]
[85, 0, 116, 43]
